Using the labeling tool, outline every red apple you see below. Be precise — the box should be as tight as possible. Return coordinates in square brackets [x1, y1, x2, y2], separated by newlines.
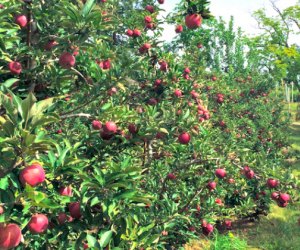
[133, 29, 141, 37]
[14, 14, 27, 28]
[98, 59, 111, 70]
[167, 173, 176, 180]
[92, 120, 102, 130]
[211, 76, 217, 81]
[271, 192, 279, 200]
[159, 61, 168, 71]
[202, 223, 214, 236]
[266, 178, 279, 188]
[245, 170, 255, 179]
[178, 132, 191, 144]
[144, 16, 152, 23]
[126, 29, 133, 36]
[57, 212, 69, 225]
[207, 181, 216, 191]
[0, 206, 4, 215]
[185, 14, 202, 29]
[8, 61, 22, 75]
[224, 220, 232, 229]
[228, 178, 235, 184]
[58, 186, 73, 197]
[69, 202, 82, 219]
[184, 67, 190, 74]
[103, 121, 117, 134]
[215, 198, 222, 205]
[44, 40, 58, 50]
[0, 224, 22, 249]
[279, 193, 290, 203]
[128, 123, 138, 134]
[59, 52, 75, 69]
[158, 0, 164, 3]
[215, 168, 226, 178]
[19, 163, 45, 187]
[277, 200, 288, 207]
[145, 5, 154, 13]
[174, 89, 183, 97]
[139, 43, 151, 54]
[28, 214, 49, 234]
[175, 25, 183, 33]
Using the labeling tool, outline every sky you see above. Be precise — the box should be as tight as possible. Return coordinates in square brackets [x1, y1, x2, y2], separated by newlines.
[160, 0, 299, 44]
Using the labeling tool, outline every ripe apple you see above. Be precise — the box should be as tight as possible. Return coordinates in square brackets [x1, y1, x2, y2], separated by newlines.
[211, 76, 217, 81]
[144, 16, 152, 23]
[215, 168, 226, 178]
[103, 121, 117, 133]
[59, 186, 73, 197]
[126, 29, 133, 36]
[139, 43, 151, 54]
[158, 0, 164, 3]
[266, 178, 279, 188]
[279, 193, 290, 203]
[133, 29, 141, 37]
[0, 4, 4, 9]
[14, 14, 27, 28]
[271, 192, 279, 200]
[69, 202, 82, 219]
[207, 181, 216, 191]
[19, 163, 45, 187]
[185, 14, 202, 29]
[224, 220, 232, 229]
[183, 67, 190, 74]
[92, 120, 102, 130]
[128, 123, 138, 134]
[178, 132, 191, 144]
[175, 25, 183, 33]
[0, 224, 22, 249]
[174, 89, 183, 97]
[8, 61, 22, 75]
[159, 61, 168, 71]
[202, 223, 214, 236]
[57, 213, 69, 225]
[59, 52, 75, 69]
[228, 178, 235, 184]
[215, 198, 222, 205]
[98, 59, 111, 70]
[56, 129, 62, 134]
[28, 214, 49, 234]
[147, 98, 158, 105]
[167, 173, 176, 180]
[245, 170, 255, 179]
[277, 200, 288, 207]
[145, 5, 154, 13]
[0, 206, 4, 215]
[44, 40, 58, 50]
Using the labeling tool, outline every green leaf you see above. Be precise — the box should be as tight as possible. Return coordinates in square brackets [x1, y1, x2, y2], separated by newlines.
[82, 0, 96, 17]
[101, 103, 111, 111]
[1, 78, 19, 89]
[0, 176, 9, 189]
[99, 230, 113, 247]
[21, 93, 37, 128]
[86, 235, 100, 248]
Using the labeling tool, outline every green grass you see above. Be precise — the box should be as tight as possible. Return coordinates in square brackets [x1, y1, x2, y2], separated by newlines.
[210, 233, 248, 250]
[237, 204, 300, 250]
